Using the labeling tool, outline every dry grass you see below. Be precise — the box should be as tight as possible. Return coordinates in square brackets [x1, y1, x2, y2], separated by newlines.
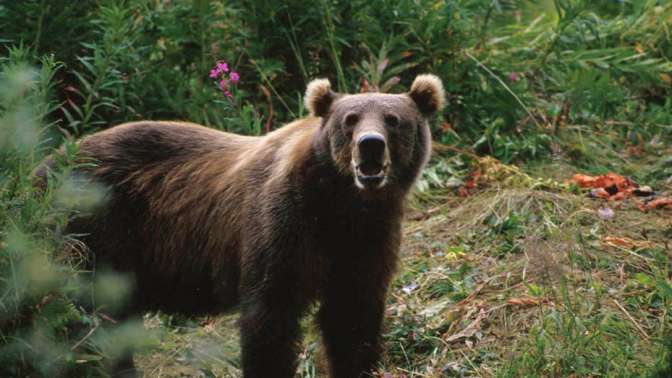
[381, 159, 671, 377]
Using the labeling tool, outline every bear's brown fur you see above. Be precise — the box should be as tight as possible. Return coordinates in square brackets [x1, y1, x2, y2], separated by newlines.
[36, 75, 445, 377]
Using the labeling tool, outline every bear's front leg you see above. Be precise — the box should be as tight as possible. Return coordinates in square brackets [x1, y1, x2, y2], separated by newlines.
[319, 298, 385, 377]
[240, 294, 304, 378]
[318, 253, 396, 378]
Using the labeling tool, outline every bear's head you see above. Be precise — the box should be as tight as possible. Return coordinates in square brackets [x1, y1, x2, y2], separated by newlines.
[305, 74, 444, 193]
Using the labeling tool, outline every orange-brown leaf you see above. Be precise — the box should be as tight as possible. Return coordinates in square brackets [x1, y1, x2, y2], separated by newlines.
[609, 188, 636, 201]
[639, 197, 672, 211]
[570, 173, 598, 187]
[458, 170, 481, 197]
[603, 236, 635, 247]
[507, 297, 543, 307]
[458, 186, 470, 197]
[592, 188, 611, 199]
[570, 173, 637, 191]
[602, 236, 654, 249]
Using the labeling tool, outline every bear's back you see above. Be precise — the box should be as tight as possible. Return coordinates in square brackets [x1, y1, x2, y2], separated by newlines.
[78, 121, 256, 177]
[68, 122, 258, 312]
[59, 119, 322, 314]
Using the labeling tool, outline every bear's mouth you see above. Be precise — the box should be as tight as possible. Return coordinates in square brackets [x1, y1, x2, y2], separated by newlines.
[354, 162, 388, 190]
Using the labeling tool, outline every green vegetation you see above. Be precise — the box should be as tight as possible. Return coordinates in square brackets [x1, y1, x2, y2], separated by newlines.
[1, 0, 670, 376]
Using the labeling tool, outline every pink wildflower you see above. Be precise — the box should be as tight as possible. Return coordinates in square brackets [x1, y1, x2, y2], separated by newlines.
[217, 61, 229, 73]
[509, 72, 520, 82]
[209, 60, 238, 98]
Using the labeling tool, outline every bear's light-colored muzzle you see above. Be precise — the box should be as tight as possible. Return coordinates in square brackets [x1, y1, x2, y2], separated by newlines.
[351, 130, 390, 190]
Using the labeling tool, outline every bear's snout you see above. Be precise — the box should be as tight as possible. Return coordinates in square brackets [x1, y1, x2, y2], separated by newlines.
[353, 131, 390, 190]
[358, 133, 386, 169]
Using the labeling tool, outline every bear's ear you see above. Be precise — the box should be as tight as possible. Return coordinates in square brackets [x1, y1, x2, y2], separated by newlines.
[408, 74, 446, 116]
[305, 78, 337, 118]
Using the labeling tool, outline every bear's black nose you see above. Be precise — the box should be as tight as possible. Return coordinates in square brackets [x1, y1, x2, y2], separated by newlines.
[357, 133, 386, 168]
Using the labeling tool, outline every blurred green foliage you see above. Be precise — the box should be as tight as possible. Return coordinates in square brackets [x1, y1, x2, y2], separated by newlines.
[1, 0, 671, 376]
[0, 49, 153, 377]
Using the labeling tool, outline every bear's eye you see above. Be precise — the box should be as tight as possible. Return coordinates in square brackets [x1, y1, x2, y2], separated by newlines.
[344, 113, 360, 127]
[384, 114, 400, 127]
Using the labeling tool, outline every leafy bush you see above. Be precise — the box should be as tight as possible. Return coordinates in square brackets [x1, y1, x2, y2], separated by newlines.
[0, 49, 153, 377]
[3, 1, 671, 156]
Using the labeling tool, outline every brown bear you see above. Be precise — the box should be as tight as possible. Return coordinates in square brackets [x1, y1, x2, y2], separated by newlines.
[36, 74, 445, 377]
